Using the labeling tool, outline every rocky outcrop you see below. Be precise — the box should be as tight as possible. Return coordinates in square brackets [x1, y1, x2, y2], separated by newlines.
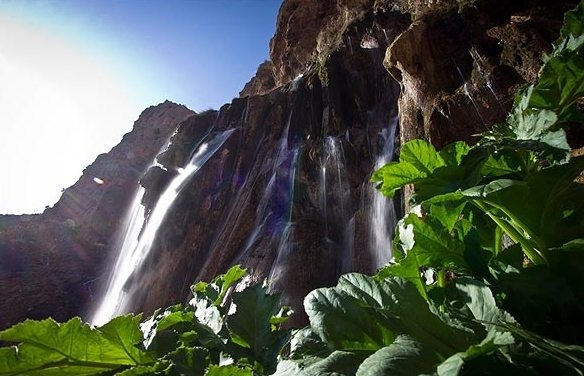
[239, 60, 277, 97]
[121, 8, 404, 325]
[116, 0, 576, 326]
[0, 101, 193, 329]
[383, 0, 575, 147]
[1, 0, 577, 329]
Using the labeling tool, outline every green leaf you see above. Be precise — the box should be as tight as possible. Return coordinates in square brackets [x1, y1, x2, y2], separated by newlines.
[0, 317, 149, 375]
[289, 328, 330, 360]
[298, 351, 365, 376]
[191, 265, 247, 308]
[216, 265, 247, 305]
[271, 359, 305, 375]
[400, 139, 445, 174]
[439, 142, 471, 167]
[227, 283, 290, 374]
[400, 214, 469, 273]
[558, 1, 584, 42]
[430, 201, 467, 233]
[304, 286, 393, 351]
[141, 306, 196, 353]
[371, 161, 428, 198]
[116, 362, 171, 376]
[356, 335, 438, 376]
[455, 279, 515, 331]
[99, 315, 154, 364]
[480, 153, 522, 178]
[462, 179, 520, 198]
[169, 346, 209, 376]
[510, 109, 558, 141]
[305, 274, 474, 356]
[205, 364, 253, 376]
[550, 239, 584, 251]
[437, 330, 515, 376]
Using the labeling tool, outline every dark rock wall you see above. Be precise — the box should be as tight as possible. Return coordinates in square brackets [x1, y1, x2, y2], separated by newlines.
[384, 0, 576, 149]
[126, 0, 574, 324]
[123, 9, 403, 325]
[0, 101, 193, 329]
[0, 0, 575, 328]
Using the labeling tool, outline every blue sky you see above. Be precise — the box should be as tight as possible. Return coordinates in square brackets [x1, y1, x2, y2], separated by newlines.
[1, 0, 282, 110]
[0, 0, 282, 213]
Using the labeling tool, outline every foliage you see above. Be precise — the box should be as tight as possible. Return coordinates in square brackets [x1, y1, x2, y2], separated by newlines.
[366, 1, 584, 373]
[1, 2, 583, 376]
[0, 266, 291, 375]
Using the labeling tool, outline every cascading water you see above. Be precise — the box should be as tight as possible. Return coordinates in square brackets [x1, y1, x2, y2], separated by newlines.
[319, 136, 352, 272]
[369, 116, 398, 270]
[91, 129, 235, 326]
[266, 147, 299, 286]
[234, 121, 296, 264]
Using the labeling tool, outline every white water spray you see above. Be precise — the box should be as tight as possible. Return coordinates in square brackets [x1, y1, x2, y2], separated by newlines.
[91, 129, 235, 326]
[369, 117, 398, 270]
[319, 136, 352, 272]
[267, 147, 299, 285]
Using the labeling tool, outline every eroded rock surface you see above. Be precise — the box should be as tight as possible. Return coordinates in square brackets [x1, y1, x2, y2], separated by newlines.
[119, 0, 575, 326]
[0, 0, 576, 329]
[0, 101, 193, 328]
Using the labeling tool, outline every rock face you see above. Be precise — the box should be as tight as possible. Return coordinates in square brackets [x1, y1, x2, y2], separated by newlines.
[0, 0, 576, 329]
[113, 0, 575, 327]
[383, 0, 575, 148]
[0, 101, 193, 329]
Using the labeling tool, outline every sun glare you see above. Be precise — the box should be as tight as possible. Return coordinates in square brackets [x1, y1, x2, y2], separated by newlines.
[0, 14, 145, 214]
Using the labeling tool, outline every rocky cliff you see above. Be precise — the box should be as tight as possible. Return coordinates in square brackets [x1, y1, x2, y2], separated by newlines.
[0, 101, 193, 329]
[114, 0, 577, 326]
[0, 0, 576, 328]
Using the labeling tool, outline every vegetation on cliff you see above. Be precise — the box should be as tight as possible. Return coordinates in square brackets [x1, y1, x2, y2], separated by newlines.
[1, 1, 583, 375]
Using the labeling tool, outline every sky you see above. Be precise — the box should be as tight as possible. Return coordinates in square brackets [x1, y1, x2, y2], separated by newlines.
[0, 0, 282, 214]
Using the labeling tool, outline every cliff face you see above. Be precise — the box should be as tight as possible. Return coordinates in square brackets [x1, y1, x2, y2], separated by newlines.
[0, 0, 575, 328]
[116, 0, 575, 326]
[0, 101, 193, 329]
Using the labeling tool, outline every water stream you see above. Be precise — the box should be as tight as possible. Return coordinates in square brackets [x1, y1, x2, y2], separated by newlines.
[91, 129, 235, 326]
[368, 116, 398, 270]
[319, 136, 352, 272]
[234, 121, 295, 264]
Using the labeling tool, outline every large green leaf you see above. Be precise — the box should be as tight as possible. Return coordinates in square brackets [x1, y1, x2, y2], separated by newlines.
[205, 364, 253, 376]
[400, 139, 445, 174]
[466, 156, 584, 250]
[558, 0, 584, 43]
[355, 335, 438, 376]
[397, 214, 469, 273]
[437, 330, 515, 376]
[305, 274, 474, 357]
[304, 286, 394, 351]
[295, 351, 365, 376]
[455, 279, 515, 330]
[371, 161, 429, 198]
[226, 283, 290, 374]
[372, 139, 486, 203]
[439, 142, 471, 167]
[0, 316, 149, 375]
[99, 315, 154, 364]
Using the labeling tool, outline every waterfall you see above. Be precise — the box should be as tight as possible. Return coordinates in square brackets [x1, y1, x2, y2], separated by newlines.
[234, 120, 296, 264]
[369, 116, 398, 270]
[267, 147, 299, 286]
[91, 129, 235, 326]
[319, 136, 352, 272]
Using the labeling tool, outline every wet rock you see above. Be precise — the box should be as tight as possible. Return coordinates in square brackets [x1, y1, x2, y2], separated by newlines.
[1, 0, 578, 329]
